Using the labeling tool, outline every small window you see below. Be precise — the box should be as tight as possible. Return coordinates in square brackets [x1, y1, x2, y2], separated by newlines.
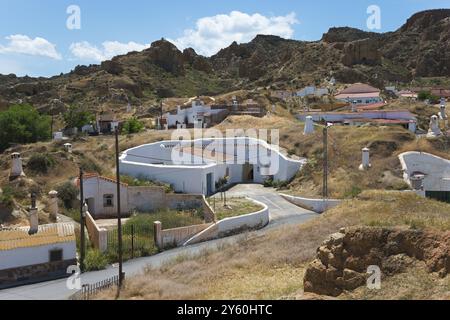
[49, 249, 63, 262]
[103, 194, 114, 207]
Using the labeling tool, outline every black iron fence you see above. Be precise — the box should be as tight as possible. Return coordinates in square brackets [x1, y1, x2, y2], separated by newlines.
[106, 223, 155, 261]
[70, 275, 120, 300]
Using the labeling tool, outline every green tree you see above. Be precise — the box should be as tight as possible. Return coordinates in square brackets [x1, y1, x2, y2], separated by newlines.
[121, 117, 144, 134]
[63, 105, 94, 129]
[0, 104, 51, 152]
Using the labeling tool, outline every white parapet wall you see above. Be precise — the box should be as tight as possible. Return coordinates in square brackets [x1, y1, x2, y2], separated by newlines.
[119, 137, 305, 195]
[183, 198, 269, 246]
[398, 151, 450, 192]
[279, 194, 341, 213]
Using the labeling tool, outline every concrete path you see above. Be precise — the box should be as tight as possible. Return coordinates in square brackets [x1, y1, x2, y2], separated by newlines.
[0, 184, 318, 300]
[214, 184, 318, 226]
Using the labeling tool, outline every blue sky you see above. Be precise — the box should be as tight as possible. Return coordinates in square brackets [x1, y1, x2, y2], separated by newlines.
[0, 0, 448, 77]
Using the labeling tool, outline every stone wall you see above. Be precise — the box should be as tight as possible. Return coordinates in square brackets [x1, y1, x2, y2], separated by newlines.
[303, 227, 450, 297]
[0, 259, 77, 289]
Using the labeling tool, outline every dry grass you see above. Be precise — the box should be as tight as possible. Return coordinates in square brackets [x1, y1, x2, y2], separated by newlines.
[95, 190, 450, 300]
[341, 261, 450, 300]
[210, 197, 264, 220]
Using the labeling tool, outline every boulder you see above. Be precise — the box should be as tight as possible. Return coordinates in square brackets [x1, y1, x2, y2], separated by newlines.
[304, 227, 450, 297]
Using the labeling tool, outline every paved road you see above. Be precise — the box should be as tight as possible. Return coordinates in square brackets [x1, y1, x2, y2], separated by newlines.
[0, 184, 317, 300]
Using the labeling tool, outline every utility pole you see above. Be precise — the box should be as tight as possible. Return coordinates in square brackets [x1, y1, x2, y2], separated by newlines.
[50, 114, 54, 139]
[322, 127, 328, 200]
[115, 128, 124, 289]
[79, 168, 86, 272]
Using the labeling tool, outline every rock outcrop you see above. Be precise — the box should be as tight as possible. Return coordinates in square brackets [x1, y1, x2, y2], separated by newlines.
[303, 227, 450, 297]
[342, 38, 382, 66]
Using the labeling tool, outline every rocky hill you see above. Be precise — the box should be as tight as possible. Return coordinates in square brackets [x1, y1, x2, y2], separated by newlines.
[0, 9, 449, 113]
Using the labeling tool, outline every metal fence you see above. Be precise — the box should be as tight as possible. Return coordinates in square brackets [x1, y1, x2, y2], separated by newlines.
[106, 223, 154, 260]
[70, 275, 120, 300]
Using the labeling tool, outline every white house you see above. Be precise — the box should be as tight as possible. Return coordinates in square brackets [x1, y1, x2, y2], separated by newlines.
[335, 83, 383, 105]
[297, 110, 417, 133]
[162, 99, 228, 128]
[295, 86, 329, 98]
[77, 173, 215, 219]
[119, 137, 305, 195]
[0, 223, 76, 288]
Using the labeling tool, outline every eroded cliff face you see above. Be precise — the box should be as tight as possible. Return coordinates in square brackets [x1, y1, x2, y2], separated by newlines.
[303, 226, 450, 297]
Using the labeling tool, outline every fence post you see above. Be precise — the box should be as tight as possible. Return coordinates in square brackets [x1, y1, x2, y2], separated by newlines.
[154, 221, 162, 250]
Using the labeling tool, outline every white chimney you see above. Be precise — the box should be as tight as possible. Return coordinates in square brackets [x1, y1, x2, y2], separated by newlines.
[427, 115, 442, 137]
[29, 193, 38, 234]
[304, 116, 314, 135]
[359, 147, 371, 170]
[440, 104, 447, 120]
[9, 152, 25, 180]
[48, 190, 59, 223]
[64, 143, 73, 153]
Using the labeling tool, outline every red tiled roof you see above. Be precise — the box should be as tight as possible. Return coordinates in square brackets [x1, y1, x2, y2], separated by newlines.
[75, 173, 128, 187]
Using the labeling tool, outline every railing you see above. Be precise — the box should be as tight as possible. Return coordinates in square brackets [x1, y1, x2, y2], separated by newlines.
[107, 223, 153, 260]
[69, 275, 120, 300]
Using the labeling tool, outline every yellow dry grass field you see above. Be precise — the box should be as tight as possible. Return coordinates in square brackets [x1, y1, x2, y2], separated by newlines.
[95, 190, 450, 300]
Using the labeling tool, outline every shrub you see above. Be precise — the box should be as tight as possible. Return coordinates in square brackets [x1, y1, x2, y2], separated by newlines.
[0, 104, 51, 152]
[0, 186, 15, 207]
[79, 157, 102, 174]
[63, 105, 94, 129]
[344, 185, 363, 198]
[417, 91, 439, 103]
[121, 117, 144, 135]
[56, 181, 78, 209]
[27, 153, 56, 174]
[84, 249, 108, 271]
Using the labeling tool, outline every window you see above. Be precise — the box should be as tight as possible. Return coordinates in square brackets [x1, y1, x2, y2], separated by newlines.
[103, 194, 114, 207]
[49, 249, 63, 262]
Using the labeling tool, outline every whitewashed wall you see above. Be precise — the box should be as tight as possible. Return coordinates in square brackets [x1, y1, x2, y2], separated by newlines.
[0, 242, 76, 270]
[120, 138, 305, 195]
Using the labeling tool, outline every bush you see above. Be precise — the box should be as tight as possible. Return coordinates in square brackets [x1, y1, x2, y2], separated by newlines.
[63, 105, 94, 129]
[121, 117, 144, 135]
[0, 186, 15, 207]
[417, 91, 439, 103]
[27, 153, 56, 174]
[79, 157, 102, 174]
[84, 249, 108, 271]
[344, 185, 363, 198]
[56, 181, 78, 209]
[0, 104, 51, 152]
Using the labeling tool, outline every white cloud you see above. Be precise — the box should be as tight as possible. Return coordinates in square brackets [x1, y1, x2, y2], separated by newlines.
[170, 11, 298, 56]
[0, 34, 62, 60]
[69, 41, 149, 62]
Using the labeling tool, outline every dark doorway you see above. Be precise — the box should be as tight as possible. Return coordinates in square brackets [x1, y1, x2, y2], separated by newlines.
[242, 163, 254, 182]
[206, 173, 214, 196]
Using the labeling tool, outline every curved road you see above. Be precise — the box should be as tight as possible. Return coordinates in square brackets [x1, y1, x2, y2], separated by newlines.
[0, 184, 317, 300]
